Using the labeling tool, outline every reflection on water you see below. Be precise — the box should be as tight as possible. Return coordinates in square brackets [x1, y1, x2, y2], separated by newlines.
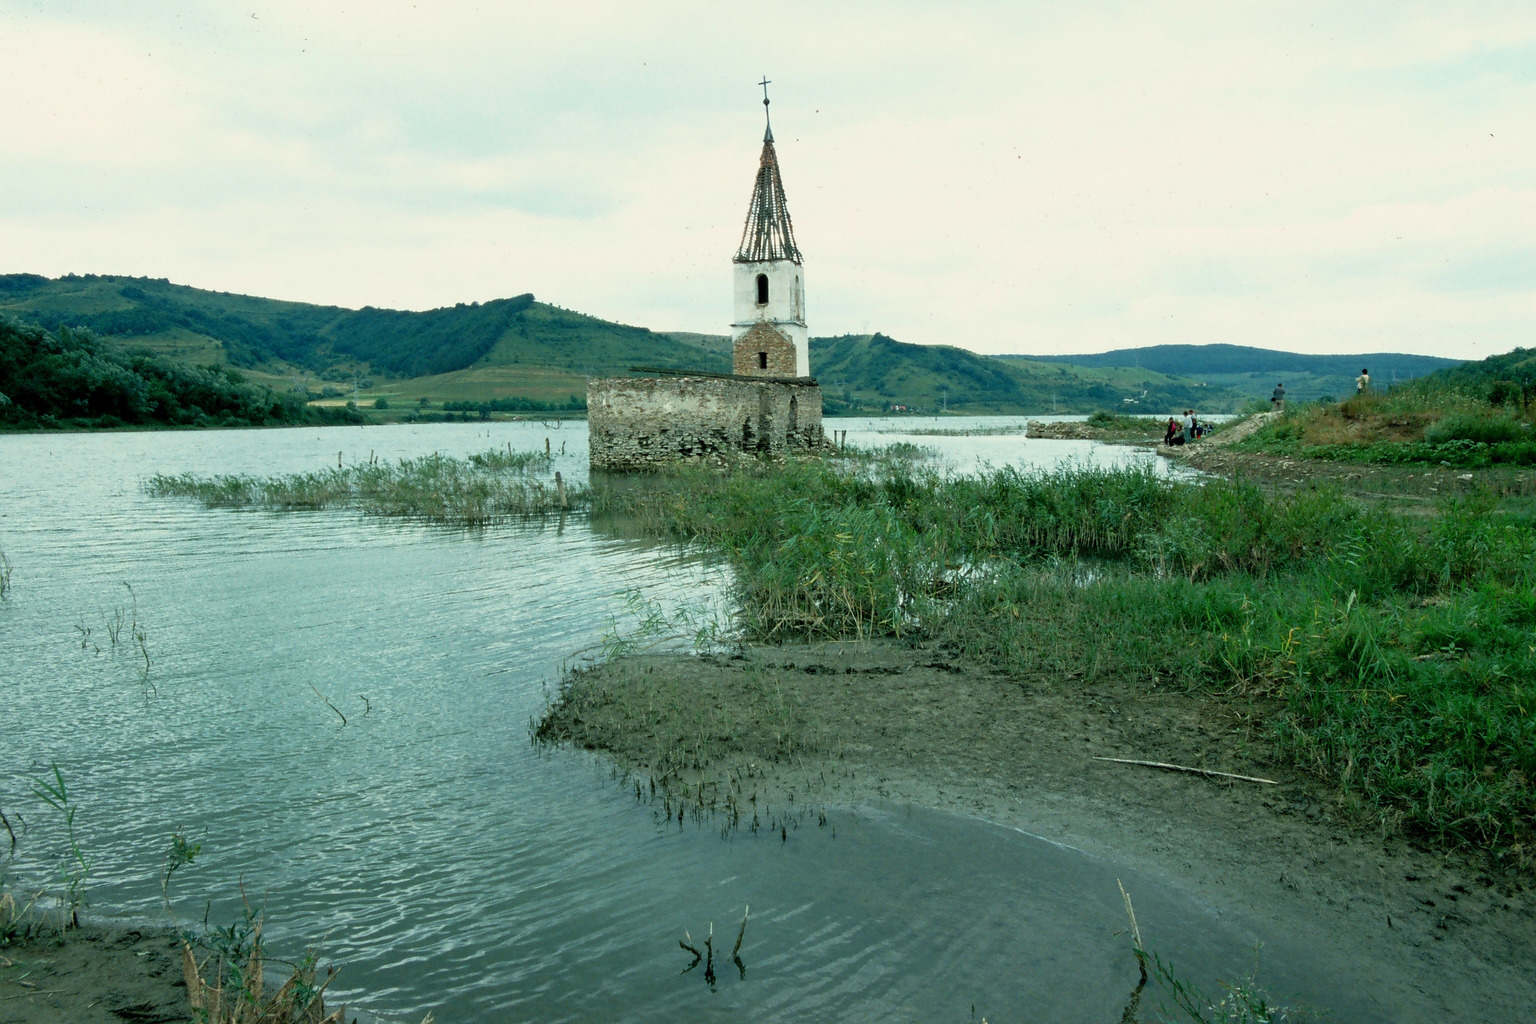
[0, 421, 1366, 1022]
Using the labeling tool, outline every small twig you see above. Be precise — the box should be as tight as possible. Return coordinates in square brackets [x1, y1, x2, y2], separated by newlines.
[309, 683, 347, 725]
[679, 930, 703, 973]
[730, 904, 749, 959]
[1093, 756, 1277, 785]
[0, 800, 15, 854]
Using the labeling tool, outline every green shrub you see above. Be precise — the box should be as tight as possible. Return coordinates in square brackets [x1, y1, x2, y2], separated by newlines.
[1425, 412, 1527, 445]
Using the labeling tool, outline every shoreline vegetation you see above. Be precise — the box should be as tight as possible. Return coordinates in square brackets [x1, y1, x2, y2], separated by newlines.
[145, 447, 581, 525]
[560, 453, 1535, 855]
[536, 393, 1536, 1017]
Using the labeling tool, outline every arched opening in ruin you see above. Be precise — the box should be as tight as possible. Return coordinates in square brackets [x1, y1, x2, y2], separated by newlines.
[756, 274, 769, 305]
[788, 394, 798, 436]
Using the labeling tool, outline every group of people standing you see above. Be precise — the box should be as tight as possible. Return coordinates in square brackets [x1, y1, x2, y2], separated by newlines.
[1164, 369, 1373, 448]
[1163, 410, 1204, 446]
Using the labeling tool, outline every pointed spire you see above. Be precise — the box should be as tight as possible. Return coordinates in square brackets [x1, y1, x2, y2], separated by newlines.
[735, 80, 802, 265]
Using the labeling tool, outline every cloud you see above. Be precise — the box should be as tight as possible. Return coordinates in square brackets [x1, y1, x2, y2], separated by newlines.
[2, 1, 1533, 360]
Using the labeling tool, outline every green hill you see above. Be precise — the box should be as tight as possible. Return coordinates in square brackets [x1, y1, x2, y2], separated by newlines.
[1009, 344, 1462, 403]
[1407, 346, 1536, 398]
[816, 334, 1245, 414]
[2, 273, 1247, 415]
[0, 274, 729, 382]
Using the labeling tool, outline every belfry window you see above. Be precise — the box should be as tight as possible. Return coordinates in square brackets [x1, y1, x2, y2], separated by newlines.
[758, 352, 768, 369]
[756, 274, 769, 305]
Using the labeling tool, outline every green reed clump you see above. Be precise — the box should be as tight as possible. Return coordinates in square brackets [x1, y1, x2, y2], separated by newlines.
[146, 449, 584, 525]
[467, 446, 555, 472]
[592, 457, 1536, 851]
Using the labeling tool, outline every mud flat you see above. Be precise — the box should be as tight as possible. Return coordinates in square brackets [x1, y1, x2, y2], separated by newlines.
[539, 640, 1536, 1024]
[0, 926, 187, 1024]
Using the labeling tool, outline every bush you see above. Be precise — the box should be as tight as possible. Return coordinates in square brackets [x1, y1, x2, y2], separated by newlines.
[1425, 412, 1527, 445]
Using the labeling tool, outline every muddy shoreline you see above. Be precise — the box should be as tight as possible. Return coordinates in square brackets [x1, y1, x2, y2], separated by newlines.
[539, 640, 1536, 1023]
[0, 925, 188, 1024]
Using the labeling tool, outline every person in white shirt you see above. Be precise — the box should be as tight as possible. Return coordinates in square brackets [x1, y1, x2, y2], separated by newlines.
[1356, 368, 1370, 394]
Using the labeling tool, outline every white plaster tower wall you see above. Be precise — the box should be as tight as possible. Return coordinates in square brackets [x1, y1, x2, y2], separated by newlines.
[731, 260, 808, 377]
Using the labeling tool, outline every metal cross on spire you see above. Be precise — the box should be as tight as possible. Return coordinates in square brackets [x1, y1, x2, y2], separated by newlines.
[759, 76, 773, 140]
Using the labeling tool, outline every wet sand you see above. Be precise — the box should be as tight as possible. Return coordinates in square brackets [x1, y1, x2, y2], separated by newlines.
[0, 926, 187, 1024]
[540, 640, 1536, 1023]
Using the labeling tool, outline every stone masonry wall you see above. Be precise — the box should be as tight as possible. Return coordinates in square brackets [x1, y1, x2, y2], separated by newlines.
[732, 322, 799, 377]
[588, 375, 825, 471]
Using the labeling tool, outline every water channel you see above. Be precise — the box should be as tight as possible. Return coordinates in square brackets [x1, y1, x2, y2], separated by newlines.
[1, 418, 1370, 1022]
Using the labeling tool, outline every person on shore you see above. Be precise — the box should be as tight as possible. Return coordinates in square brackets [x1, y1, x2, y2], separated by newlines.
[1271, 383, 1286, 411]
[1182, 409, 1195, 444]
[1357, 368, 1370, 394]
[1164, 416, 1179, 446]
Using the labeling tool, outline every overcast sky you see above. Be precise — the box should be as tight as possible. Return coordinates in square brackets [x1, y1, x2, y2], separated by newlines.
[2, 2, 1532, 360]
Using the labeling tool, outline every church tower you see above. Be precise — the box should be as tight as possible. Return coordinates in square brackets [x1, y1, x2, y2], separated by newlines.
[732, 81, 809, 379]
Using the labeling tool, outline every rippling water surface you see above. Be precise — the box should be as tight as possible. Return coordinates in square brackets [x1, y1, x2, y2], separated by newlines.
[1, 420, 1365, 1022]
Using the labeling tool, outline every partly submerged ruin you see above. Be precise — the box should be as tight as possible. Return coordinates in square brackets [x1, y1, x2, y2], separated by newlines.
[589, 86, 826, 470]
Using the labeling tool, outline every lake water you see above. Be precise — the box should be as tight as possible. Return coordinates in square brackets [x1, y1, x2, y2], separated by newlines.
[1, 419, 1366, 1022]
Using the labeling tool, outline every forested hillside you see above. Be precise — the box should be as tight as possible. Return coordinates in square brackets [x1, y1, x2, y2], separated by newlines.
[1407, 346, 1536, 396]
[0, 316, 359, 430]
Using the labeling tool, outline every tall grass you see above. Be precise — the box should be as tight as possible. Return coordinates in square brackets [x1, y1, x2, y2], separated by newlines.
[590, 458, 1536, 851]
[146, 448, 581, 525]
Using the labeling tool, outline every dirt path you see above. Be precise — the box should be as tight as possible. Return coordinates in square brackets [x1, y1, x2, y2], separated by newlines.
[541, 641, 1536, 1024]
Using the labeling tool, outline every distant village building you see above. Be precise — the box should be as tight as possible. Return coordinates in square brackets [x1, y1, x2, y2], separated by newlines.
[588, 85, 825, 470]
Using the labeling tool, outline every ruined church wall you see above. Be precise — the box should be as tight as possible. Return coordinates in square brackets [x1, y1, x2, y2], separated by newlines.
[588, 376, 824, 471]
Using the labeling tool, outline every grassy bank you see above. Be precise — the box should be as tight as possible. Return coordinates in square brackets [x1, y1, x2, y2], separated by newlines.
[578, 456, 1535, 854]
[147, 447, 582, 525]
[1236, 349, 1536, 466]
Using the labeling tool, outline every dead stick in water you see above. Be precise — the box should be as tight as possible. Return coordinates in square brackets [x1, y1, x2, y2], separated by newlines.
[731, 905, 748, 959]
[1093, 756, 1276, 785]
[310, 682, 347, 725]
[1117, 879, 1146, 984]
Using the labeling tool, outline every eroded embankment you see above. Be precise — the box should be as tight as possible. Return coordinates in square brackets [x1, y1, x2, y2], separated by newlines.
[539, 639, 1536, 1023]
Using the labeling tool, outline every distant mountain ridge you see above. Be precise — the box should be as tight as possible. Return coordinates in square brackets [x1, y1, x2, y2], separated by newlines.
[2, 273, 1250, 413]
[1012, 343, 1460, 377]
[1004, 344, 1463, 403]
[812, 333, 1244, 414]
